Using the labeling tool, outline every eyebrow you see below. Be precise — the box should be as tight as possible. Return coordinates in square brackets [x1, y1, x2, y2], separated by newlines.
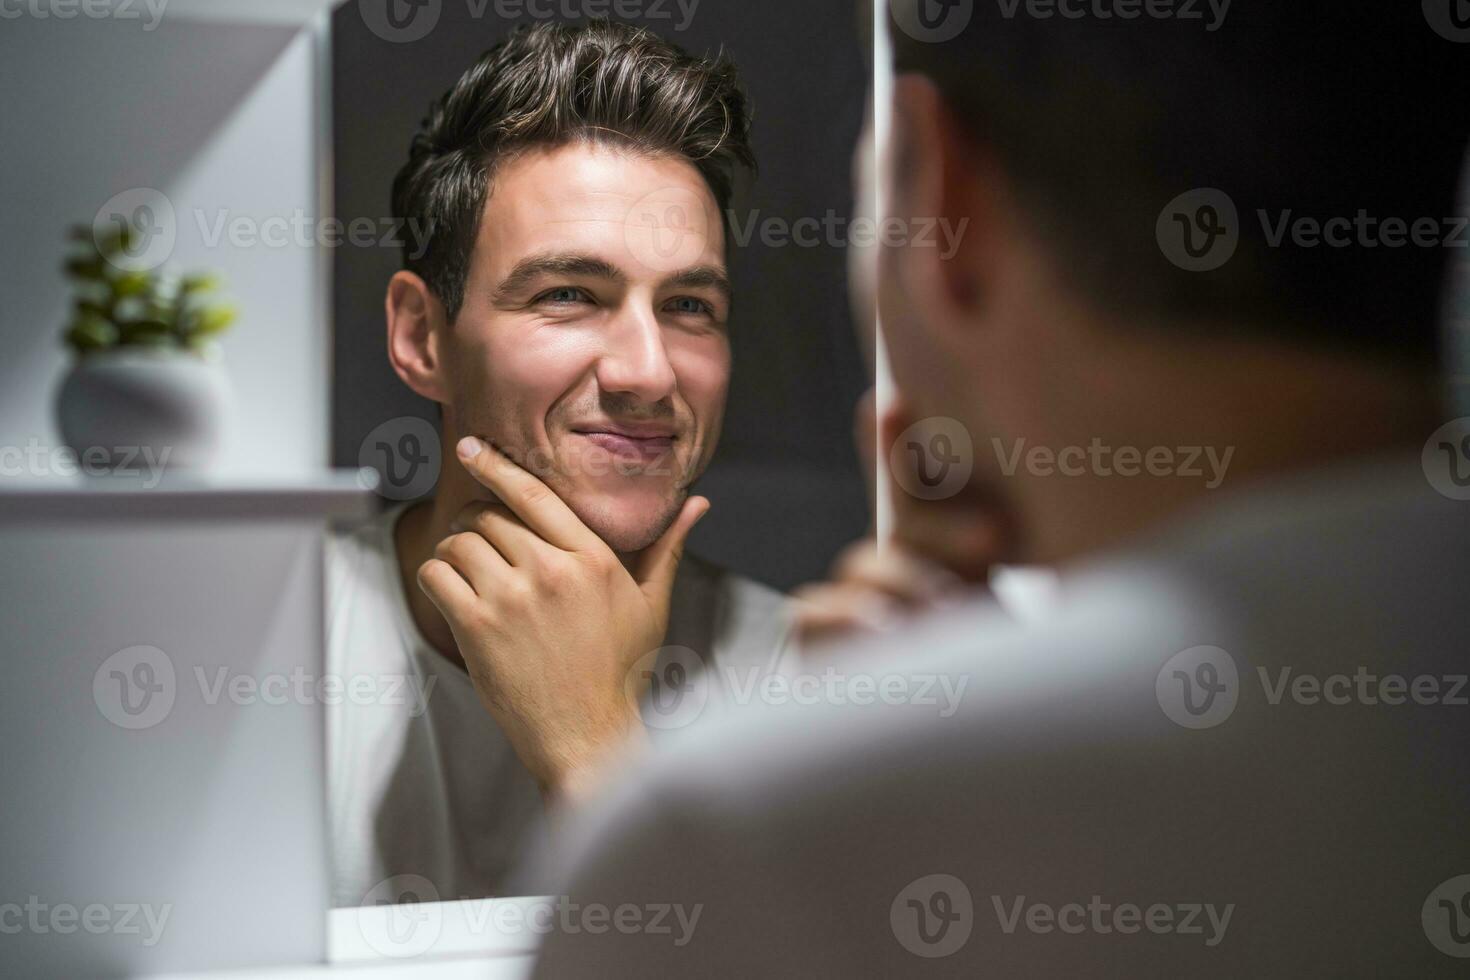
[491, 252, 732, 305]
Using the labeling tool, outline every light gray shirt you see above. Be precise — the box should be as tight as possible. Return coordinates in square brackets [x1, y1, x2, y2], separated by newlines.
[530, 453, 1470, 977]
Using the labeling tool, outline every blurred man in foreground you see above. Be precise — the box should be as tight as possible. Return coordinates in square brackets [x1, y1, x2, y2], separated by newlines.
[527, 3, 1470, 975]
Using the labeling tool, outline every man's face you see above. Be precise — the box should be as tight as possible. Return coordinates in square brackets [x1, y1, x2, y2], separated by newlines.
[442, 142, 731, 553]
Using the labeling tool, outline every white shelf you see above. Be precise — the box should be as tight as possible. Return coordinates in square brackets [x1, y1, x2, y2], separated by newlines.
[0, 470, 376, 522]
[90, 0, 348, 25]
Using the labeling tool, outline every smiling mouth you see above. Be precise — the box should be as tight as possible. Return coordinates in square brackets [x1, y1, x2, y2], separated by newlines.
[571, 429, 677, 463]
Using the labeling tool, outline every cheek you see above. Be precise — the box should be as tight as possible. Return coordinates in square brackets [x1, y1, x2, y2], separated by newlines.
[479, 328, 601, 411]
[670, 338, 730, 421]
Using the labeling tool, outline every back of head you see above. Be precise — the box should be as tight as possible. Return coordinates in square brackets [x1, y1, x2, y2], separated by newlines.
[888, 1, 1470, 365]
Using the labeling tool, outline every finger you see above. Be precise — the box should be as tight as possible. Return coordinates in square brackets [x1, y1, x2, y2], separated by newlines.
[416, 557, 477, 619]
[831, 539, 964, 605]
[891, 505, 1007, 584]
[433, 530, 511, 596]
[634, 495, 710, 607]
[790, 583, 897, 649]
[451, 501, 544, 566]
[456, 436, 597, 552]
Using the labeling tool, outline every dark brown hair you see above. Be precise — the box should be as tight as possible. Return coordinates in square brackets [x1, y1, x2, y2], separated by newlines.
[391, 18, 756, 322]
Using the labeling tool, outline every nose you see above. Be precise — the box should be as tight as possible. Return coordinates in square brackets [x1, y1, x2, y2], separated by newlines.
[595, 303, 677, 404]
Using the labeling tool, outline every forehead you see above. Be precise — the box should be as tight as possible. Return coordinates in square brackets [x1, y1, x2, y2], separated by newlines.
[476, 142, 726, 277]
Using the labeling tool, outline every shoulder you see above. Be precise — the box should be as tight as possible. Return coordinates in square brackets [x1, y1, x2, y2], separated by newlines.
[668, 554, 793, 671]
[324, 504, 403, 601]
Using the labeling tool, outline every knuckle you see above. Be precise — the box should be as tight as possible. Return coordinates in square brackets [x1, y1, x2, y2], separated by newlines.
[517, 483, 552, 509]
[536, 555, 575, 594]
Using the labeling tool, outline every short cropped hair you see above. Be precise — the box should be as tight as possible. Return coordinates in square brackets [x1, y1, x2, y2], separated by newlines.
[392, 19, 756, 322]
[889, 2, 1470, 364]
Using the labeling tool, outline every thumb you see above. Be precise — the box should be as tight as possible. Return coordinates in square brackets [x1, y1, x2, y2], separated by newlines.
[635, 495, 710, 607]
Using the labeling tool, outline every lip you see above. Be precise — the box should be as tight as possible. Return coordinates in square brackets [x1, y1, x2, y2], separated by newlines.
[571, 427, 676, 462]
[571, 420, 677, 439]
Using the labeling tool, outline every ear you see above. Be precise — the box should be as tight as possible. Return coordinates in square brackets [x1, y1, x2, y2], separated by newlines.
[886, 74, 1003, 341]
[385, 270, 451, 404]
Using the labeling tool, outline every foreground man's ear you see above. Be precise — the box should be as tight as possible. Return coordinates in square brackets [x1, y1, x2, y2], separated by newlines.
[385, 269, 452, 404]
[887, 73, 1009, 345]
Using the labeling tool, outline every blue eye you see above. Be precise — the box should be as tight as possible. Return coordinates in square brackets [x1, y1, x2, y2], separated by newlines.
[668, 296, 712, 316]
[538, 286, 590, 305]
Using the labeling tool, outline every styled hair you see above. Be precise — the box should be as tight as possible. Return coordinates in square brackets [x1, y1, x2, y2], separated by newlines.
[889, 1, 1470, 364]
[391, 19, 756, 322]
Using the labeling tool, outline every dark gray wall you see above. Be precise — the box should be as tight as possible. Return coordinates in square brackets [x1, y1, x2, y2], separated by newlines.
[330, 1, 871, 591]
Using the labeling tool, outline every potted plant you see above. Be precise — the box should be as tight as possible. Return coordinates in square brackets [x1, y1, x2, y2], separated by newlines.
[55, 224, 237, 479]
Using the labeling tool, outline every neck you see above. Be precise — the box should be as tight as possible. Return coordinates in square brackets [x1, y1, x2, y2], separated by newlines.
[1015, 333, 1441, 564]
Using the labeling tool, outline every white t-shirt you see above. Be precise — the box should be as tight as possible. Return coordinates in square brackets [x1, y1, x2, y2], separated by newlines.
[324, 501, 792, 907]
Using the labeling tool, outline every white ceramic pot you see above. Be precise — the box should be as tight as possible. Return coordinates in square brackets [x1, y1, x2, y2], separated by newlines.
[56, 347, 231, 477]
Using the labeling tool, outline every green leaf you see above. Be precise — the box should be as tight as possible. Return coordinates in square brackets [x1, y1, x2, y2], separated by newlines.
[184, 304, 237, 338]
[180, 272, 221, 294]
[118, 319, 174, 345]
[111, 269, 153, 297]
[65, 314, 119, 352]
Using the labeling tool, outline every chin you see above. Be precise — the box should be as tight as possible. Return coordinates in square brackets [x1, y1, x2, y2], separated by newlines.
[565, 484, 684, 554]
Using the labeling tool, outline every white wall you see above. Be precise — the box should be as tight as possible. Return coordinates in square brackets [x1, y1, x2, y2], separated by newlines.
[0, 9, 331, 478]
